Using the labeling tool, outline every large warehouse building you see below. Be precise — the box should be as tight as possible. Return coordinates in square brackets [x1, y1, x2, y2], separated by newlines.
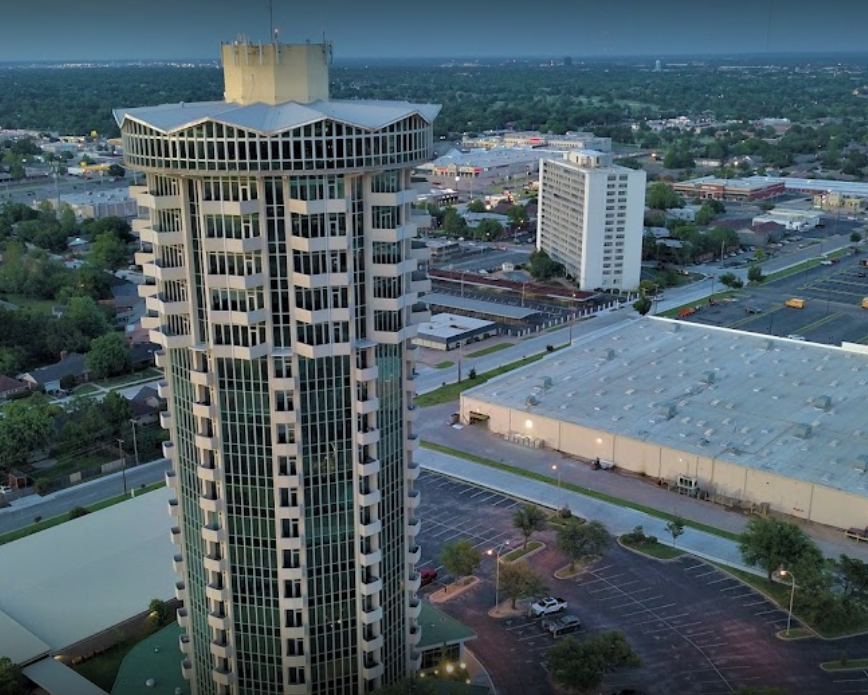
[460, 318, 868, 531]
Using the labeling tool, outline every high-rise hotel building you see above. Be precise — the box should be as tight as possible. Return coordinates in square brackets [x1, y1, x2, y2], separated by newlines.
[114, 39, 439, 695]
[536, 150, 645, 291]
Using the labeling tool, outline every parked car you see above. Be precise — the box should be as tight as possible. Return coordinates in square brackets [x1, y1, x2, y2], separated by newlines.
[419, 568, 438, 587]
[542, 614, 582, 637]
[529, 596, 568, 617]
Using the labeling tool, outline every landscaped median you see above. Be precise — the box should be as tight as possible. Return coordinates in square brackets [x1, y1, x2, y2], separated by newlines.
[416, 349, 562, 407]
[419, 440, 740, 542]
[0, 480, 166, 547]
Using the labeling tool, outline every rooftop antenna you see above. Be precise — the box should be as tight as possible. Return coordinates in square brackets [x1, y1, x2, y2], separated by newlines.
[268, 0, 274, 39]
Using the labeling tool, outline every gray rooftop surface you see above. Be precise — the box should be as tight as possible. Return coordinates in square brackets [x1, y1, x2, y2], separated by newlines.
[417, 313, 496, 340]
[114, 99, 440, 135]
[422, 293, 541, 320]
[0, 486, 174, 661]
[463, 317, 868, 497]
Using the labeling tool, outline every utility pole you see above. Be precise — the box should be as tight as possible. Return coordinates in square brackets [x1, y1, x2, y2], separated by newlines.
[117, 439, 128, 495]
[130, 418, 140, 466]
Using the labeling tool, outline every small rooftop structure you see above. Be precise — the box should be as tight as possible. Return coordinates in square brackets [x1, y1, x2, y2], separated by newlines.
[422, 293, 541, 321]
[414, 313, 498, 351]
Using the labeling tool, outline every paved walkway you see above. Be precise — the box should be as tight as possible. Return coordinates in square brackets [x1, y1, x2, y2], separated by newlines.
[416, 404, 868, 568]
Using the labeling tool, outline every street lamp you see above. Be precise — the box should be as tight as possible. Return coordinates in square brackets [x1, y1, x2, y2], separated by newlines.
[129, 418, 140, 467]
[775, 566, 797, 635]
[117, 438, 128, 496]
[486, 541, 510, 609]
[551, 463, 562, 506]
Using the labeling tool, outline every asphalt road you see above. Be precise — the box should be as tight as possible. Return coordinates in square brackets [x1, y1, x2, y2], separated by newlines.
[416, 471, 868, 695]
[1, 174, 133, 206]
[0, 458, 170, 535]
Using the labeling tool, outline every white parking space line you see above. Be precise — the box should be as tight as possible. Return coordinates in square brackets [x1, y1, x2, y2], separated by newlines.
[620, 607, 653, 618]
[742, 599, 768, 607]
[684, 629, 715, 638]
[720, 584, 745, 592]
[693, 569, 718, 578]
[683, 562, 707, 571]
[470, 489, 490, 498]
[707, 576, 733, 585]
[615, 580, 641, 589]
[754, 608, 780, 616]
[694, 641, 728, 649]
[589, 585, 620, 595]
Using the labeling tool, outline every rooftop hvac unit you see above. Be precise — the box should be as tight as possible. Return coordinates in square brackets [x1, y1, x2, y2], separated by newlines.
[813, 395, 832, 411]
[525, 395, 539, 407]
[602, 348, 615, 360]
[699, 371, 715, 384]
[853, 455, 868, 473]
[763, 339, 775, 351]
[539, 376, 553, 389]
[658, 403, 677, 421]
[793, 423, 812, 439]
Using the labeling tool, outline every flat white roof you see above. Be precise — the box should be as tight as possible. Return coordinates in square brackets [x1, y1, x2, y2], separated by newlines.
[463, 318, 868, 496]
[23, 658, 109, 695]
[0, 486, 174, 661]
[422, 293, 541, 320]
[417, 313, 496, 340]
[745, 175, 868, 199]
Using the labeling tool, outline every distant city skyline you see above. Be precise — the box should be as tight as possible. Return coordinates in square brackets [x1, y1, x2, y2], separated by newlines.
[2, 0, 868, 62]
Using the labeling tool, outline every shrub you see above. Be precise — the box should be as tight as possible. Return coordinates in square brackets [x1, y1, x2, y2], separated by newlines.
[69, 506, 90, 520]
[35, 477, 51, 496]
[546, 344, 555, 353]
[468, 367, 477, 380]
[558, 505, 572, 519]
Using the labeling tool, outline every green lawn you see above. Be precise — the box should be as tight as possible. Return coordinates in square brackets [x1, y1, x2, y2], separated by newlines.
[40, 449, 117, 480]
[73, 384, 102, 396]
[97, 368, 162, 389]
[822, 657, 868, 671]
[620, 537, 684, 560]
[433, 361, 454, 369]
[415, 350, 563, 407]
[502, 540, 543, 562]
[420, 440, 740, 542]
[763, 258, 823, 283]
[465, 342, 511, 358]
[0, 293, 57, 314]
[0, 481, 166, 547]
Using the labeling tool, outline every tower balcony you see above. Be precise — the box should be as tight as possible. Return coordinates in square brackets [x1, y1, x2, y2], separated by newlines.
[159, 411, 172, 430]
[138, 278, 159, 298]
[172, 553, 184, 574]
[212, 667, 234, 687]
[371, 260, 417, 278]
[152, 261, 187, 283]
[353, 364, 378, 382]
[293, 306, 351, 325]
[179, 633, 191, 656]
[169, 526, 182, 546]
[209, 307, 269, 327]
[293, 341, 350, 361]
[407, 571, 421, 593]
[174, 580, 187, 602]
[200, 494, 223, 515]
[410, 650, 421, 671]
[357, 457, 380, 477]
[272, 409, 297, 425]
[407, 459, 420, 481]
[407, 544, 421, 565]
[153, 326, 190, 350]
[202, 235, 262, 254]
[357, 428, 380, 447]
[130, 185, 182, 211]
[410, 271, 430, 295]
[203, 553, 227, 573]
[210, 639, 234, 660]
[192, 401, 216, 419]
[162, 441, 176, 463]
[407, 434, 421, 451]
[195, 434, 220, 451]
[361, 632, 384, 652]
[408, 624, 422, 646]
[137, 225, 185, 247]
[201, 522, 222, 544]
[360, 576, 383, 596]
[359, 547, 382, 567]
[359, 517, 382, 537]
[207, 272, 265, 291]
[371, 327, 414, 344]
[197, 464, 219, 483]
[168, 498, 180, 517]
[409, 597, 422, 621]
[292, 270, 348, 289]
[190, 369, 214, 387]
[206, 581, 230, 603]
[410, 303, 431, 323]
[207, 610, 230, 632]
[157, 380, 171, 400]
[290, 234, 350, 253]
[360, 606, 383, 625]
[165, 468, 178, 490]
[134, 250, 155, 267]
[176, 607, 190, 629]
[407, 517, 420, 537]
[406, 489, 421, 510]
[286, 197, 347, 216]
[181, 659, 192, 680]
[407, 404, 420, 423]
[361, 660, 384, 681]
[200, 198, 260, 216]
[355, 396, 379, 414]
[371, 295, 409, 312]
[358, 486, 381, 507]
[368, 189, 417, 207]
[370, 224, 415, 244]
[154, 350, 167, 369]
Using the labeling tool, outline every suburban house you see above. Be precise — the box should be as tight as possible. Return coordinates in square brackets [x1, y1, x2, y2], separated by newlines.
[0, 375, 29, 402]
[18, 352, 90, 393]
[127, 385, 165, 425]
[129, 342, 160, 371]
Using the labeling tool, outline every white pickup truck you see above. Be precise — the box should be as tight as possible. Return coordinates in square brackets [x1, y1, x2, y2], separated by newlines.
[529, 596, 568, 617]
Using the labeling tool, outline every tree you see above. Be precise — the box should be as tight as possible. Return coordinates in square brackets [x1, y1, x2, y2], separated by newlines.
[739, 517, 824, 581]
[747, 265, 765, 283]
[87, 332, 131, 379]
[646, 181, 682, 210]
[148, 598, 170, 626]
[107, 163, 125, 178]
[718, 272, 744, 289]
[57, 203, 78, 235]
[65, 296, 111, 340]
[69, 506, 90, 519]
[472, 218, 503, 241]
[440, 539, 482, 587]
[695, 204, 717, 226]
[441, 207, 468, 237]
[529, 249, 565, 281]
[851, 230, 863, 243]
[546, 631, 641, 692]
[754, 248, 766, 261]
[506, 204, 529, 228]
[0, 656, 27, 695]
[556, 519, 611, 571]
[101, 390, 132, 435]
[665, 515, 686, 547]
[512, 503, 548, 550]
[466, 199, 486, 213]
[633, 295, 652, 316]
[499, 561, 548, 609]
[834, 555, 868, 607]
[90, 233, 130, 271]
[0, 394, 55, 470]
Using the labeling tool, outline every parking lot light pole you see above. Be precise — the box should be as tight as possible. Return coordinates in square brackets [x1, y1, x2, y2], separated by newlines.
[776, 566, 796, 635]
[487, 541, 510, 609]
[129, 418, 140, 467]
[117, 438, 128, 496]
[551, 463, 562, 505]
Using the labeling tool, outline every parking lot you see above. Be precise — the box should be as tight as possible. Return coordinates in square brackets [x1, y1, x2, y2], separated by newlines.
[682, 253, 868, 345]
[416, 472, 868, 695]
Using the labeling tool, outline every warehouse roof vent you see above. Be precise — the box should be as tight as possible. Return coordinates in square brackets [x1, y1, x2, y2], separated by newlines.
[539, 376, 553, 389]
[525, 395, 539, 407]
[793, 423, 812, 440]
[853, 455, 868, 473]
[813, 395, 832, 411]
[601, 348, 615, 361]
[658, 403, 677, 421]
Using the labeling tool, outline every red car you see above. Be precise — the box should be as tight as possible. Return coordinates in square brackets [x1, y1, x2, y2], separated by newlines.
[419, 568, 438, 587]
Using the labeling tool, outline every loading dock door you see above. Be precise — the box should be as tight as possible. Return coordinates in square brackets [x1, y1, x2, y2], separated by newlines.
[468, 412, 490, 424]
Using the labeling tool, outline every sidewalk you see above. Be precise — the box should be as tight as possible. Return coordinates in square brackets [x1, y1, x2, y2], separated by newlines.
[416, 405, 868, 566]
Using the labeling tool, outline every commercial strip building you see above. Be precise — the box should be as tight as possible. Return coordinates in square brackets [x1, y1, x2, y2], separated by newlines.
[418, 148, 575, 192]
[413, 313, 498, 351]
[460, 318, 868, 531]
[117, 38, 437, 694]
[461, 131, 612, 152]
[536, 151, 645, 291]
[671, 176, 785, 202]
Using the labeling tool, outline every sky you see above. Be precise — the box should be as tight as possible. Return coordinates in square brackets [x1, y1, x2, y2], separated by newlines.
[1, 0, 868, 62]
